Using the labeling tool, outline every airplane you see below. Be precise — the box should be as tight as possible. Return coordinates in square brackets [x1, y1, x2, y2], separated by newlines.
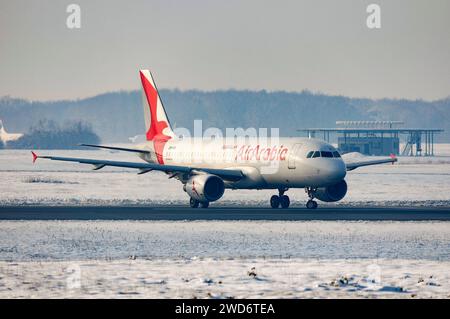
[0, 119, 23, 143]
[31, 70, 397, 209]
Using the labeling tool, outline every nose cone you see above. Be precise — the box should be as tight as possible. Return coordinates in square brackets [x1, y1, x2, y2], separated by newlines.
[325, 159, 347, 182]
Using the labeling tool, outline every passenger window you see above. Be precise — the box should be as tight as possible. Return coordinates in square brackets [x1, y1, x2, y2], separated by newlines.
[332, 151, 341, 158]
[306, 151, 314, 158]
[321, 151, 333, 158]
[312, 151, 320, 158]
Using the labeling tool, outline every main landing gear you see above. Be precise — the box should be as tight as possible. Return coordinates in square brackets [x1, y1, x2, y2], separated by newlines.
[270, 188, 290, 209]
[269, 188, 318, 209]
[190, 198, 209, 208]
[305, 187, 318, 209]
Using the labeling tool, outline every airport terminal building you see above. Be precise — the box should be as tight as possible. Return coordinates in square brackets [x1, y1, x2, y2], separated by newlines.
[298, 121, 443, 156]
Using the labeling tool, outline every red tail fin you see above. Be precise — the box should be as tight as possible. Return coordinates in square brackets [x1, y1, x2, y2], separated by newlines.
[139, 70, 175, 164]
[139, 70, 174, 141]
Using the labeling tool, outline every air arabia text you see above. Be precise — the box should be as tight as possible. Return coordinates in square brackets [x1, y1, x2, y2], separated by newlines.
[235, 145, 288, 161]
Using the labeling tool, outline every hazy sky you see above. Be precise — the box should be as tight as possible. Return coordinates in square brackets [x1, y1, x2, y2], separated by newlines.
[1, 0, 449, 101]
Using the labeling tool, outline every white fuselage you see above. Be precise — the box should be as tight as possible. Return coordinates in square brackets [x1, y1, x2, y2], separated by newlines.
[136, 137, 347, 189]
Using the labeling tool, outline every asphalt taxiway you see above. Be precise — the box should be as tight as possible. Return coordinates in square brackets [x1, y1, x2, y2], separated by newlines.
[0, 206, 449, 220]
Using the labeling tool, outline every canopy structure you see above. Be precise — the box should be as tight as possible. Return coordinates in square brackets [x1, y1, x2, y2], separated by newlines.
[298, 121, 443, 156]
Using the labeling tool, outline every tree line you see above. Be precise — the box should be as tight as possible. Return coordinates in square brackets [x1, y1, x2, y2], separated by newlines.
[6, 119, 100, 149]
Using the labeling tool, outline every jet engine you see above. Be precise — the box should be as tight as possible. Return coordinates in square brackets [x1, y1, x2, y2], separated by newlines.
[185, 174, 225, 202]
[315, 180, 347, 202]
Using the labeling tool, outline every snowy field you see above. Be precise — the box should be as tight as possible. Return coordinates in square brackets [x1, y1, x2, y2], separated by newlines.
[1, 148, 450, 298]
[0, 220, 449, 298]
[1, 220, 449, 261]
[1, 148, 450, 207]
[1, 258, 449, 298]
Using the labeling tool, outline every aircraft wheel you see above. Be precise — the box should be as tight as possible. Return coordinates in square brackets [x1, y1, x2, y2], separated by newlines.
[280, 195, 290, 208]
[200, 201, 209, 208]
[190, 198, 200, 208]
[270, 195, 280, 208]
[306, 200, 318, 209]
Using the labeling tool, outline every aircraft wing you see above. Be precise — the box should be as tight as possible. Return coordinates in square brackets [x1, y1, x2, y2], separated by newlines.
[31, 152, 244, 181]
[342, 152, 397, 171]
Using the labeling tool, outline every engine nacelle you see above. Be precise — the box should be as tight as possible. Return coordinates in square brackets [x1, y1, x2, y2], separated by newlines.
[185, 174, 225, 202]
[315, 180, 347, 202]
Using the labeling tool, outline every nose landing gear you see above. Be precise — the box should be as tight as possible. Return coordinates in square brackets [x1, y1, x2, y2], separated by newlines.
[270, 188, 290, 208]
[305, 187, 318, 209]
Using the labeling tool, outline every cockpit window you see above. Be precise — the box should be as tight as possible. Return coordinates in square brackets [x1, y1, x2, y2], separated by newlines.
[307, 150, 341, 159]
[321, 151, 333, 158]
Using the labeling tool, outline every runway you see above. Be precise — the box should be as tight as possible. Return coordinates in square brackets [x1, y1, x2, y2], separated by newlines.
[0, 205, 449, 220]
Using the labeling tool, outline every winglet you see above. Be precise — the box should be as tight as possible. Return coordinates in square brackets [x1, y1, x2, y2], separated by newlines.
[31, 151, 38, 163]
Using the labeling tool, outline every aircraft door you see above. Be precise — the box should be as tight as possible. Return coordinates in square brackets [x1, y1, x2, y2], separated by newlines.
[288, 143, 302, 169]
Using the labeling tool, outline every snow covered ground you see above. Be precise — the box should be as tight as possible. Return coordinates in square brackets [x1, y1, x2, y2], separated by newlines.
[0, 220, 449, 298]
[1, 148, 450, 207]
[1, 148, 450, 298]
[0, 221, 450, 261]
[1, 258, 449, 298]
[1, 220, 450, 261]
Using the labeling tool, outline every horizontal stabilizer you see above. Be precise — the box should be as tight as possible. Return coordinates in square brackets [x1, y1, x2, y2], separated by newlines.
[79, 143, 150, 154]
